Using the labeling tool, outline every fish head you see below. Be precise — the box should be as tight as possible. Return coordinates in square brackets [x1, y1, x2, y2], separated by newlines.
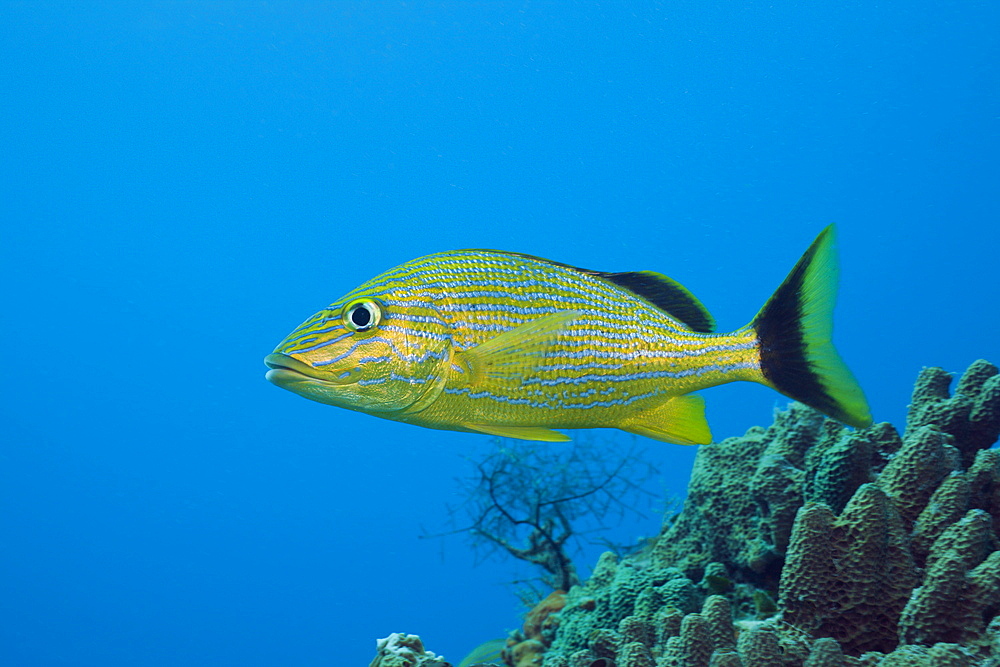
[265, 291, 450, 415]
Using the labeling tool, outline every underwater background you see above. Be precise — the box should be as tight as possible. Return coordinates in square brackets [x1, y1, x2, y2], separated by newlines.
[2, 3, 998, 666]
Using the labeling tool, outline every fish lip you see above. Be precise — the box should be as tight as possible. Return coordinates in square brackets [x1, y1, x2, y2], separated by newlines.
[264, 353, 359, 386]
[264, 353, 313, 374]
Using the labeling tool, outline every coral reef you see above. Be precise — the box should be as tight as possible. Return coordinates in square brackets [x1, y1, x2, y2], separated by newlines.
[369, 633, 452, 667]
[535, 360, 1000, 666]
[504, 591, 569, 667]
[779, 483, 918, 654]
[371, 360, 1000, 666]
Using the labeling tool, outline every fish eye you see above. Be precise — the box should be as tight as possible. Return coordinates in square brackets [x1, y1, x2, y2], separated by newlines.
[343, 299, 382, 332]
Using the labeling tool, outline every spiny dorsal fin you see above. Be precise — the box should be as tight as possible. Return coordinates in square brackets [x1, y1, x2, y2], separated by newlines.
[460, 250, 715, 333]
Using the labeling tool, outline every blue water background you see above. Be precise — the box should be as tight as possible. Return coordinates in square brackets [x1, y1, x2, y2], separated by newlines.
[2, 3, 998, 665]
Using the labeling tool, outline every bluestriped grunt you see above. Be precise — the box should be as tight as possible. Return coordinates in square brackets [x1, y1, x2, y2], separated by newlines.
[264, 226, 871, 444]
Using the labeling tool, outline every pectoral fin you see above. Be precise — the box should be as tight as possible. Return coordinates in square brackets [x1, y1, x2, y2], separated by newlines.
[459, 310, 582, 384]
[621, 394, 712, 445]
[462, 423, 571, 442]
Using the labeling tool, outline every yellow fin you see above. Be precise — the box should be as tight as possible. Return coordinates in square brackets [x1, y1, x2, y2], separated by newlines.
[461, 310, 582, 384]
[458, 638, 507, 667]
[463, 423, 571, 442]
[621, 394, 712, 445]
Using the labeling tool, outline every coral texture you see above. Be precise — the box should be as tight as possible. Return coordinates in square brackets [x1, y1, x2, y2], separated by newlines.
[369, 633, 452, 667]
[504, 591, 568, 667]
[372, 361, 1000, 666]
[531, 360, 1000, 666]
[779, 483, 919, 653]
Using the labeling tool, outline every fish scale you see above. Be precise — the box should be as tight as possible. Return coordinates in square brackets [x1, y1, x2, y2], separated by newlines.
[367, 251, 759, 415]
[265, 226, 872, 444]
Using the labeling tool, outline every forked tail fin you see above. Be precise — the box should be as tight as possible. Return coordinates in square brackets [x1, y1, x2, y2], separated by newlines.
[751, 225, 873, 428]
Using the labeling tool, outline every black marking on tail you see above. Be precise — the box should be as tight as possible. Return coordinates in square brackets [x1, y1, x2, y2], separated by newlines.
[752, 226, 872, 428]
[755, 239, 839, 417]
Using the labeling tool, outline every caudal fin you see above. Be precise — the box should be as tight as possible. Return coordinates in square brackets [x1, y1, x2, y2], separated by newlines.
[751, 225, 872, 428]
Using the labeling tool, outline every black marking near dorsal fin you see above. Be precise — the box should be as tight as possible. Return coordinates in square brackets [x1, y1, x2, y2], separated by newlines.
[589, 269, 715, 333]
[465, 250, 716, 333]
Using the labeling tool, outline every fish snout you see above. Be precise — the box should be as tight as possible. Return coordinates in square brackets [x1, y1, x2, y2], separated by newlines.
[264, 353, 361, 387]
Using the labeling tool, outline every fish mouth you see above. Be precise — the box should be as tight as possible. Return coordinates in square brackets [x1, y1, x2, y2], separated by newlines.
[264, 353, 359, 387]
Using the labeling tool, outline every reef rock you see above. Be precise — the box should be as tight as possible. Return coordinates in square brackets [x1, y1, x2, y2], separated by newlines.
[504, 591, 568, 667]
[535, 360, 1000, 666]
[369, 633, 452, 667]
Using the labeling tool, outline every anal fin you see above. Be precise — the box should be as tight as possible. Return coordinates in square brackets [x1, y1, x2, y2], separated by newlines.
[621, 394, 712, 445]
[463, 423, 571, 442]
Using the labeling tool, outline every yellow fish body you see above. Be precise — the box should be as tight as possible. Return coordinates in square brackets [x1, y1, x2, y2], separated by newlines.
[265, 226, 871, 444]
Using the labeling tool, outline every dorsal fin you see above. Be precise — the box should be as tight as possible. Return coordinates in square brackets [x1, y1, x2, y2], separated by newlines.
[459, 250, 716, 333]
[591, 270, 715, 333]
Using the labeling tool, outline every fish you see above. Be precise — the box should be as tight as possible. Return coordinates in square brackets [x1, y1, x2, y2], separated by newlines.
[264, 225, 871, 444]
[456, 637, 506, 667]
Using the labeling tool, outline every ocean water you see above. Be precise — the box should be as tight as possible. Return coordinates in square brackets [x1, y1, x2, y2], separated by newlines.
[2, 3, 998, 666]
